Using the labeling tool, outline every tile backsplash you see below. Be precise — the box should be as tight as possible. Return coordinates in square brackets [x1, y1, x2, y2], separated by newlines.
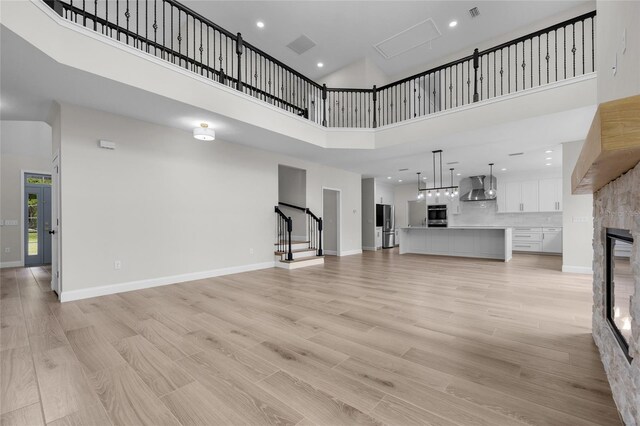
[449, 200, 562, 227]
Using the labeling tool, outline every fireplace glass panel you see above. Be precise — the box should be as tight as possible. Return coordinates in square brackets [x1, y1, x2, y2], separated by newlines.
[606, 228, 633, 361]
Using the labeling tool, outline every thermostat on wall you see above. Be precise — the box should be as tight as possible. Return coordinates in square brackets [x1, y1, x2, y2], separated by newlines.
[99, 140, 116, 150]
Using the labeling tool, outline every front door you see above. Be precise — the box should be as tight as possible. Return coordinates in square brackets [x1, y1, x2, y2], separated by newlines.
[24, 174, 52, 266]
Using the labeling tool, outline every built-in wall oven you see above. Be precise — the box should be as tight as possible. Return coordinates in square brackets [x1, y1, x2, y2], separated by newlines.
[427, 204, 448, 227]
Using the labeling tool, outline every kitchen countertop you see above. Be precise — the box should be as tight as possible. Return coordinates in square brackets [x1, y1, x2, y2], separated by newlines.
[401, 226, 512, 230]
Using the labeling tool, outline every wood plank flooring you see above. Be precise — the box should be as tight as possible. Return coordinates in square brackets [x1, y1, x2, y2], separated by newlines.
[0, 251, 622, 425]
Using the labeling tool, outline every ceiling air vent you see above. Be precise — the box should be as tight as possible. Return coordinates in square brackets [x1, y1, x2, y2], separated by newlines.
[508, 152, 524, 156]
[447, 161, 459, 165]
[286, 35, 316, 55]
[398, 168, 409, 171]
[469, 7, 480, 18]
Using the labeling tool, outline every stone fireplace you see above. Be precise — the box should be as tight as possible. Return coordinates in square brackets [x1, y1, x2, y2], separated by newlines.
[593, 163, 640, 425]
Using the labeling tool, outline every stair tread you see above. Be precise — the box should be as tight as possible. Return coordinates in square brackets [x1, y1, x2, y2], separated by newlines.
[279, 256, 324, 264]
[274, 249, 317, 255]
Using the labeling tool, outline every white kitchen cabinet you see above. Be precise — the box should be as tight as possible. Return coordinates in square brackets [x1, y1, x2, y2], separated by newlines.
[375, 227, 383, 249]
[497, 184, 507, 213]
[538, 178, 563, 212]
[500, 180, 539, 213]
[542, 227, 562, 253]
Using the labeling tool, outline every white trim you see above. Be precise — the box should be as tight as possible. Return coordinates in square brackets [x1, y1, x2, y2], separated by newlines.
[340, 249, 363, 256]
[1, 261, 24, 269]
[59, 261, 275, 302]
[362, 246, 377, 251]
[562, 265, 593, 274]
[324, 250, 338, 256]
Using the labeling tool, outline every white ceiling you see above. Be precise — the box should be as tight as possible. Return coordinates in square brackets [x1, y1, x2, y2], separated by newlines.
[182, 0, 591, 80]
[1, 26, 593, 184]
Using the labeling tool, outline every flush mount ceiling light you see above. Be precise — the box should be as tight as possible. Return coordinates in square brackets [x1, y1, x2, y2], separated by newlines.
[193, 123, 215, 141]
[256, 21, 265, 28]
[317, 62, 324, 68]
[449, 20, 458, 28]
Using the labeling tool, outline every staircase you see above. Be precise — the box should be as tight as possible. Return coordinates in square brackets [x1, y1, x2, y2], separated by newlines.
[274, 204, 324, 270]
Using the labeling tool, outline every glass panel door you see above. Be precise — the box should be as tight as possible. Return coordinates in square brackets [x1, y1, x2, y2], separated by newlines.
[24, 173, 52, 266]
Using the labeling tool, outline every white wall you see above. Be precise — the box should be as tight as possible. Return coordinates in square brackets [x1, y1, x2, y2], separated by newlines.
[319, 58, 391, 89]
[562, 141, 593, 273]
[0, 121, 52, 267]
[278, 165, 307, 239]
[55, 104, 361, 298]
[361, 178, 375, 249]
[596, 1, 640, 103]
[322, 188, 339, 254]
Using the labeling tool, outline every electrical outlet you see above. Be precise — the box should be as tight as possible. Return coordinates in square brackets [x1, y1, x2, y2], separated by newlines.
[249, 248, 254, 255]
[114, 260, 122, 270]
[4, 247, 10, 253]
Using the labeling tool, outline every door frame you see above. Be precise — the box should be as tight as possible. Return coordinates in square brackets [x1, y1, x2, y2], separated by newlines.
[21, 169, 52, 267]
[51, 152, 61, 296]
[321, 187, 342, 256]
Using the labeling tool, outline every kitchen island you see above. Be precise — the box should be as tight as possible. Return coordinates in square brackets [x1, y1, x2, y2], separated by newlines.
[399, 226, 512, 261]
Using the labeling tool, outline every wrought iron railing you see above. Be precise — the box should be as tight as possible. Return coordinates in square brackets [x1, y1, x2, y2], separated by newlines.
[278, 202, 323, 256]
[43, 0, 595, 129]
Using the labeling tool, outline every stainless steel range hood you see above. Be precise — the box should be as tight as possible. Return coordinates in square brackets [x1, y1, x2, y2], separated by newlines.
[459, 175, 497, 202]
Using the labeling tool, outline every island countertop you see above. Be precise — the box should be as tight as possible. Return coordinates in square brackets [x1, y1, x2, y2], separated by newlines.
[401, 226, 513, 230]
[400, 227, 512, 261]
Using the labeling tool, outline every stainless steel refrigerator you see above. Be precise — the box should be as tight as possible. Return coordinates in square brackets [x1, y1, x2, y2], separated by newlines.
[376, 204, 395, 248]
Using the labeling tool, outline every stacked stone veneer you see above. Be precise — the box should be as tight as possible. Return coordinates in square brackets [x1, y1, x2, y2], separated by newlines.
[593, 162, 640, 425]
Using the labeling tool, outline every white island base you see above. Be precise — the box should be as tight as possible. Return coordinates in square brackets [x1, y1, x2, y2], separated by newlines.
[399, 227, 513, 262]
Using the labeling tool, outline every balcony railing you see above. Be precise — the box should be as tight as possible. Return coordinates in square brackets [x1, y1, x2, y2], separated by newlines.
[43, 0, 596, 129]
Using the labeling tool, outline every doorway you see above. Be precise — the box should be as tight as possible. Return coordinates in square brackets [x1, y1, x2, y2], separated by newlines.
[24, 173, 52, 266]
[322, 188, 341, 255]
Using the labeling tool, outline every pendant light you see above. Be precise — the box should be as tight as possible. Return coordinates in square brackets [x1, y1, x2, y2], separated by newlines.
[485, 163, 496, 198]
[193, 123, 216, 141]
[416, 172, 424, 199]
[416, 149, 458, 198]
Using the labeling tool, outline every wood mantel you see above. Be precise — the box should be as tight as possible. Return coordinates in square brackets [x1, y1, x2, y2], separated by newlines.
[572, 94, 640, 194]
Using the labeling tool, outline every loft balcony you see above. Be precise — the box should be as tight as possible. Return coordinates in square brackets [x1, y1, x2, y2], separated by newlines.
[1, 0, 597, 151]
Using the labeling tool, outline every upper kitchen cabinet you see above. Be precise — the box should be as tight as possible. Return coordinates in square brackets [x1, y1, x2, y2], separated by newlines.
[538, 178, 563, 212]
[500, 180, 540, 213]
[375, 181, 394, 205]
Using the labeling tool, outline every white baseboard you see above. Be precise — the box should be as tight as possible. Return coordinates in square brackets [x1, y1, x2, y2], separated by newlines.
[362, 246, 377, 251]
[324, 250, 338, 256]
[340, 249, 363, 256]
[60, 261, 275, 302]
[562, 265, 593, 274]
[1, 261, 24, 268]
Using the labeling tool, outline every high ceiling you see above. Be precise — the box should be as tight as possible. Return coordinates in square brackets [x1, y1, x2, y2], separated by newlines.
[182, 0, 593, 81]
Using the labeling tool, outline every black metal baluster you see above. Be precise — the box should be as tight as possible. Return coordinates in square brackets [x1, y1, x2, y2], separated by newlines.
[538, 35, 541, 86]
[523, 40, 526, 89]
[473, 48, 479, 102]
[546, 32, 550, 83]
[508, 46, 511, 92]
[515, 43, 518, 92]
[500, 49, 504, 95]
[553, 30, 558, 81]
[591, 17, 595, 72]
[572, 23, 576, 77]
[582, 20, 585, 75]
[530, 39, 533, 88]
[564, 26, 567, 79]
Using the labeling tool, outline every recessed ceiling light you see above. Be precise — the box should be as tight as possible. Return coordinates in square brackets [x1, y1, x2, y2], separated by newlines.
[398, 179, 403, 182]
[545, 163, 552, 166]
[501, 168, 507, 171]
[449, 20, 458, 28]
[545, 150, 553, 153]
[317, 62, 324, 68]
[387, 176, 392, 179]
[545, 157, 552, 160]
[256, 21, 265, 28]
[422, 177, 427, 180]
[456, 173, 461, 176]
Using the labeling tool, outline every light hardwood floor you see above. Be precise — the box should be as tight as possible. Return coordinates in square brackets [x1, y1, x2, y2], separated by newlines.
[0, 251, 621, 425]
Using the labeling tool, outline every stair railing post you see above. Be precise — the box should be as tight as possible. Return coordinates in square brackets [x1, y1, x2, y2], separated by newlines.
[44, 0, 63, 16]
[287, 217, 293, 261]
[322, 84, 328, 127]
[473, 48, 480, 102]
[236, 32, 243, 92]
[372, 85, 377, 128]
[317, 218, 323, 256]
